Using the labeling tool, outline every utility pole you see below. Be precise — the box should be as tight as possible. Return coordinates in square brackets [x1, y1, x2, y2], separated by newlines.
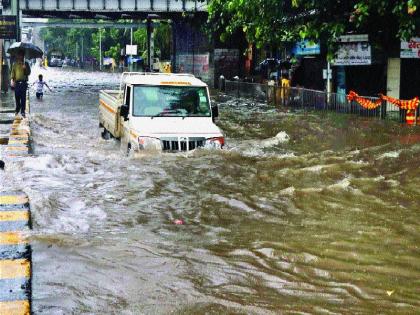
[327, 61, 331, 94]
[13, 0, 20, 41]
[81, 36, 84, 64]
[1, 0, 19, 92]
[99, 29, 102, 71]
[129, 27, 133, 72]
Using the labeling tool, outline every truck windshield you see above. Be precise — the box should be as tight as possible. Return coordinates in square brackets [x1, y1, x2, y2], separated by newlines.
[132, 86, 211, 117]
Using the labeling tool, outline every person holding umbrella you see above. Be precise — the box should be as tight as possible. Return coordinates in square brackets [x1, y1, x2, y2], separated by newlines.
[11, 50, 31, 117]
[8, 42, 43, 117]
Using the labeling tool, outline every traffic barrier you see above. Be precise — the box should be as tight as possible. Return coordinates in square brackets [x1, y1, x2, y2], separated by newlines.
[406, 110, 415, 125]
[0, 191, 32, 315]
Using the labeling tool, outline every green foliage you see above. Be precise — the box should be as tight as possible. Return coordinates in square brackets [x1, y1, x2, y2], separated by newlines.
[40, 22, 172, 61]
[90, 28, 128, 60]
[208, 0, 420, 54]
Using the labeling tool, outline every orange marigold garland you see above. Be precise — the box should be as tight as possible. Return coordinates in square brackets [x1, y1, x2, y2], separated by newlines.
[347, 91, 382, 109]
[379, 94, 419, 110]
[347, 91, 420, 110]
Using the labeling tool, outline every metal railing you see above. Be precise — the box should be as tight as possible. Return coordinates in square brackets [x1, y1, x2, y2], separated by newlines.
[220, 78, 412, 122]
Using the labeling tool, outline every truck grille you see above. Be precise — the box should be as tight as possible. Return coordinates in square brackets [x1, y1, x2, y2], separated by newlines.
[161, 137, 205, 152]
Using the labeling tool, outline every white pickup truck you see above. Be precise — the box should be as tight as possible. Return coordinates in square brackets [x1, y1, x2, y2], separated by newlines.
[99, 72, 224, 153]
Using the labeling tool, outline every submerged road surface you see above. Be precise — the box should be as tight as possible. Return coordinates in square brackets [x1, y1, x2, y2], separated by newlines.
[0, 67, 419, 314]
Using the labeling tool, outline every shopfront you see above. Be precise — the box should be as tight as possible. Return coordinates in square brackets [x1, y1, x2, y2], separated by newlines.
[290, 40, 325, 90]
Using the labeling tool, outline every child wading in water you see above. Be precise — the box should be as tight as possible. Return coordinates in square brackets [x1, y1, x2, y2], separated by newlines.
[33, 74, 52, 99]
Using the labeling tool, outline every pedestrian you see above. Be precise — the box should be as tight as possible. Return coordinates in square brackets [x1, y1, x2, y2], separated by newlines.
[11, 50, 31, 117]
[32, 74, 52, 100]
[111, 58, 116, 72]
[279, 73, 291, 106]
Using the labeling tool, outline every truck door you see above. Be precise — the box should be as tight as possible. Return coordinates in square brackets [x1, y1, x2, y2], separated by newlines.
[121, 85, 132, 151]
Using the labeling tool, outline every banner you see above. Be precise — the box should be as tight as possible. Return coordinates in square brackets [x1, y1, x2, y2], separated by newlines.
[292, 40, 320, 56]
[333, 35, 371, 66]
[0, 16, 17, 40]
[401, 38, 420, 58]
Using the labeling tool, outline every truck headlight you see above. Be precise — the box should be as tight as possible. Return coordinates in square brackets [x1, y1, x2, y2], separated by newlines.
[206, 137, 225, 149]
[138, 136, 161, 150]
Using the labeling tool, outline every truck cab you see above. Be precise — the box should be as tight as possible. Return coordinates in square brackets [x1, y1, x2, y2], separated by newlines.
[99, 73, 224, 153]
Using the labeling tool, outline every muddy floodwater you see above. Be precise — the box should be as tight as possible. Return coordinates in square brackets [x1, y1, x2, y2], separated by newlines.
[0, 67, 419, 314]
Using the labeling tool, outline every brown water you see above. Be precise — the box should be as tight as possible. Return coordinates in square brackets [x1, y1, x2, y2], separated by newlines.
[1, 68, 419, 314]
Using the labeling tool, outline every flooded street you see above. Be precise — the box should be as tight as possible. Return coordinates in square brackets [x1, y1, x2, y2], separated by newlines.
[1, 67, 419, 314]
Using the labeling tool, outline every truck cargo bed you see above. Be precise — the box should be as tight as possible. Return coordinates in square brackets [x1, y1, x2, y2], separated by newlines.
[99, 90, 122, 138]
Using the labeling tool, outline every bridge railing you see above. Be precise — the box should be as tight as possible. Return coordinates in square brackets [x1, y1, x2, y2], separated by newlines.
[23, 0, 208, 12]
[220, 79, 407, 122]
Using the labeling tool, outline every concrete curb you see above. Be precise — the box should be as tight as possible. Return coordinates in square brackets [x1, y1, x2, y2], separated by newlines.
[0, 192, 32, 315]
[0, 92, 32, 314]
[5, 117, 31, 158]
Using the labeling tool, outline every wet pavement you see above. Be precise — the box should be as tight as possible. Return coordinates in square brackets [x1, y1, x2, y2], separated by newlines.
[0, 67, 419, 314]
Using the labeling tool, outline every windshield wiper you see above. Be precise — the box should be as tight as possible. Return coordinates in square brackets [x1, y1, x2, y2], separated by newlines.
[151, 112, 165, 119]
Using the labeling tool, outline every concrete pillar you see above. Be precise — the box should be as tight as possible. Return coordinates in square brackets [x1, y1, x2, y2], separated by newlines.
[387, 58, 401, 113]
[172, 18, 212, 83]
[387, 58, 401, 99]
[171, 21, 176, 73]
[147, 18, 152, 71]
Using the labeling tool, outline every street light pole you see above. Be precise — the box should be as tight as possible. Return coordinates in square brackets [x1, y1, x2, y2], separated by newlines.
[81, 36, 84, 64]
[129, 27, 133, 72]
[99, 29, 102, 71]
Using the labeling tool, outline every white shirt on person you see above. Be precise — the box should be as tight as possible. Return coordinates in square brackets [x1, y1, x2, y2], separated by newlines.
[36, 80, 47, 93]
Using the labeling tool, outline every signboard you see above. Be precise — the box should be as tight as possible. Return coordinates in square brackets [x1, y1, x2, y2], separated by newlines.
[293, 40, 320, 56]
[337, 34, 369, 42]
[401, 38, 420, 58]
[322, 69, 332, 80]
[126, 45, 138, 55]
[0, 16, 17, 39]
[333, 34, 371, 66]
[177, 54, 210, 81]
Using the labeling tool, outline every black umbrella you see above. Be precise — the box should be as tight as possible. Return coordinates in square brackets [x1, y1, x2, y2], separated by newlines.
[7, 42, 43, 59]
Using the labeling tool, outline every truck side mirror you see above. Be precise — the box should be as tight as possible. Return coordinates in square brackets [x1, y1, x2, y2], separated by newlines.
[120, 104, 129, 120]
[211, 105, 219, 120]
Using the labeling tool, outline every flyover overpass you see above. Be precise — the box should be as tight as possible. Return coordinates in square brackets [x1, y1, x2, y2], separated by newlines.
[21, 18, 154, 29]
[21, 0, 208, 18]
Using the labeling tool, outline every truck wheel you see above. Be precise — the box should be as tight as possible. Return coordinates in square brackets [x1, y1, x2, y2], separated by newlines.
[101, 129, 111, 140]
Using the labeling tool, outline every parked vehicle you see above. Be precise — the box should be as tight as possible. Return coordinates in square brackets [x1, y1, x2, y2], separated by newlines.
[49, 57, 63, 67]
[99, 72, 224, 153]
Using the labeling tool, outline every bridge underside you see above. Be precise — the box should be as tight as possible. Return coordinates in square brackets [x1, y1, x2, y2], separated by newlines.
[22, 10, 206, 19]
[22, 0, 207, 19]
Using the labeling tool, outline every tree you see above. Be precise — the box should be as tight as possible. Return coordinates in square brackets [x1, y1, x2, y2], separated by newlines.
[208, 0, 420, 55]
[40, 27, 96, 59]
